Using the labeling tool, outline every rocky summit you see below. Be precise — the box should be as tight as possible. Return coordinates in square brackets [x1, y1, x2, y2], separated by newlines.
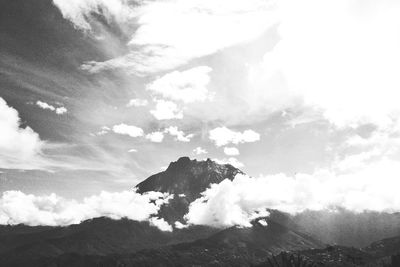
[136, 157, 242, 201]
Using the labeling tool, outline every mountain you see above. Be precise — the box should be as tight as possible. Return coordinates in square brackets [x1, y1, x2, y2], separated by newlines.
[0, 217, 218, 267]
[3, 156, 400, 266]
[292, 210, 400, 247]
[136, 157, 241, 200]
[17, 218, 324, 267]
[136, 157, 242, 224]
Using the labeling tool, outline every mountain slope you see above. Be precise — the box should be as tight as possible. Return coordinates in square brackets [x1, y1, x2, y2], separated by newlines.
[136, 157, 242, 224]
[19, 218, 324, 267]
[0, 217, 219, 266]
[136, 157, 242, 200]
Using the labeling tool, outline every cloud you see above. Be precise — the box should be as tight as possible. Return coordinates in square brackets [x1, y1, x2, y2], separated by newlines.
[0, 98, 44, 169]
[112, 123, 144, 137]
[193, 147, 207, 155]
[250, 0, 400, 129]
[55, 107, 68, 115]
[209, 127, 260, 147]
[128, 148, 137, 153]
[145, 131, 164, 143]
[36, 101, 67, 115]
[95, 126, 111, 136]
[146, 66, 213, 103]
[54, 0, 276, 74]
[52, 0, 135, 30]
[149, 217, 173, 232]
[224, 147, 240, 156]
[126, 98, 148, 107]
[150, 100, 183, 120]
[185, 157, 400, 228]
[213, 157, 244, 168]
[0, 190, 172, 231]
[164, 126, 193, 142]
[174, 221, 188, 229]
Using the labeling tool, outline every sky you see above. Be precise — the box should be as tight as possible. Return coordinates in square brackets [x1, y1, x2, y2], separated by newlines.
[1, 0, 400, 228]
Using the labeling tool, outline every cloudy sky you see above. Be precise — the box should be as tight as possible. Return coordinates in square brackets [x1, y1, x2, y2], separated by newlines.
[1, 0, 400, 225]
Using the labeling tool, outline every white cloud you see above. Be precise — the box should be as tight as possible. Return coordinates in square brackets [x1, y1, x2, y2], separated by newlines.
[146, 66, 213, 103]
[174, 221, 188, 229]
[250, 0, 400, 129]
[185, 157, 400, 228]
[0, 190, 172, 231]
[150, 100, 183, 120]
[213, 157, 244, 168]
[36, 101, 67, 115]
[55, 107, 68, 114]
[54, 0, 276, 74]
[36, 100, 55, 111]
[193, 147, 208, 155]
[95, 126, 111, 136]
[149, 217, 173, 232]
[112, 123, 144, 137]
[126, 98, 148, 107]
[224, 147, 240, 156]
[0, 98, 43, 169]
[209, 127, 260, 147]
[164, 126, 193, 142]
[52, 0, 135, 30]
[145, 131, 164, 143]
[128, 148, 137, 153]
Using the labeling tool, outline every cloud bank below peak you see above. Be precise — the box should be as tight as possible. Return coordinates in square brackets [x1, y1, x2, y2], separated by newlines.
[185, 157, 400, 228]
[0, 190, 172, 231]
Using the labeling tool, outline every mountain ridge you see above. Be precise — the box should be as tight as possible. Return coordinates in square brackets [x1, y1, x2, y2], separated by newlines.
[136, 157, 243, 225]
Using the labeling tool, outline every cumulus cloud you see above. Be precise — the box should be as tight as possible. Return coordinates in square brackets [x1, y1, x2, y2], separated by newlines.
[0, 190, 172, 231]
[193, 147, 208, 155]
[36, 101, 67, 115]
[185, 158, 400, 228]
[126, 98, 148, 107]
[150, 100, 183, 120]
[146, 66, 213, 103]
[145, 131, 164, 143]
[0, 98, 44, 169]
[164, 126, 193, 142]
[149, 217, 173, 232]
[55, 107, 68, 115]
[112, 123, 144, 137]
[54, 0, 276, 74]
[209, 127, 260, 147]
[174, 221, 189, 229]
[249, 0, 400, 129]
[224, 147, 240, 156]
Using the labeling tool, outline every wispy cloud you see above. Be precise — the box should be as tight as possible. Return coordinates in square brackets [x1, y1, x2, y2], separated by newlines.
[146, 66, 213, 103]
[126, 98, 148, 107]
[53, 0, 276, 75]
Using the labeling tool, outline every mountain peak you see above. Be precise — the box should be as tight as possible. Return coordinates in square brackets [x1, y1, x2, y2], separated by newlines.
[166, 156, 193, 171]
[136, 157, 242, 199]
[135, 157, 243, 224]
